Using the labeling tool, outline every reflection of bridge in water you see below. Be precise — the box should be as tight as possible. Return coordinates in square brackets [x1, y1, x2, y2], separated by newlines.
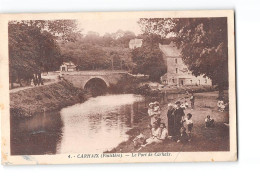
[63, 70, 129, 95]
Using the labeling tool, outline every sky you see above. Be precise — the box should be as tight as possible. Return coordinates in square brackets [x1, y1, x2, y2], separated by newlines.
[77, 18, 142, 36]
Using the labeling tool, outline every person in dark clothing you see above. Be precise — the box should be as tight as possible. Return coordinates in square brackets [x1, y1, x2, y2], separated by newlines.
[33, 74, 37, 86]
[205, 115, 215, 127]
[167, 103, 175, 137]
[183, 113, 193, 141]
[173, 101, 185, 140]
[177, 127, 188, 143]
[190, 92, 195, 109]
[37, 72, 44, 85]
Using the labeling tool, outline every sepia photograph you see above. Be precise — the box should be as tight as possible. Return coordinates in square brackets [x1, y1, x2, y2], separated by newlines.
[0, 10, 236, 164]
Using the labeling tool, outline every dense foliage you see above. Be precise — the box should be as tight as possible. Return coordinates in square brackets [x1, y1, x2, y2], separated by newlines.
[138, 18, 229, 91]
[59, 30, 135, 70]
[131, 34, 166, 82]
[9, 20, 79, 87]
[60, 30, 168, 81]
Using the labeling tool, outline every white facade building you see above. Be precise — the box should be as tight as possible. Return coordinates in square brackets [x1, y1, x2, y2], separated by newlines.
[159, 42, 212, 86]
[60, 62, 77, 72]
[129, 38, 143, 49]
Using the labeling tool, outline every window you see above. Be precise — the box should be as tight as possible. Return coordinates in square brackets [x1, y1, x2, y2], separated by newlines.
[205, 79, 207, 83]
[176, 68, 178, 73]
[175, 58, 178, 64]
[172, 79, 175, 83]
[190, 80, 192, 84]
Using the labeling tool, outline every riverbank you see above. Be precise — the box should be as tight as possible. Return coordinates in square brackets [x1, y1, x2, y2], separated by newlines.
[10, 80, 90, 119]
[107, 91, 229, 153]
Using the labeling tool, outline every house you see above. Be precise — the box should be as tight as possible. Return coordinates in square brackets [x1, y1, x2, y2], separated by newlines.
[60, 61, 77, 72]
[129, 38, 143, 49]
[159, 42, 212, 86]
[160, 73, 168, 85]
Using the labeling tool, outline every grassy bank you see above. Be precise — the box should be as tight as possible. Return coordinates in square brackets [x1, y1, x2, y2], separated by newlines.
[107, 91, 229, 153]
[10, 80, 90, 119]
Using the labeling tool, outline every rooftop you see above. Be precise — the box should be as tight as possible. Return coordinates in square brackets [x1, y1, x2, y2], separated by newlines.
[159, 42, 181, 57]
[62, 61, 76, 66]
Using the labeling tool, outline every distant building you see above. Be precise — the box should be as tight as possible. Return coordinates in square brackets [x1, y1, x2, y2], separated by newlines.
[129, 38, 143, 49]
[60, 61, 77, 72]
[159, 42, 212, 86]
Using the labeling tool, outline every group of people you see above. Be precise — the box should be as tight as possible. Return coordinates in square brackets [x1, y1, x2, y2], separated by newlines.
[31, 73, 44, 86]
[217, 99, 228, 112]
[132, 92, 216, 150]
[133, 101, 167, 150]
[132, 97, 194, 150]
[167, 101, 193, 142]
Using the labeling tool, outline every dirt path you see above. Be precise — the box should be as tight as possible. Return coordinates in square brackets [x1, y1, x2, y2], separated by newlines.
[108, 91, 229, 153]
[10, 79, 59, 94]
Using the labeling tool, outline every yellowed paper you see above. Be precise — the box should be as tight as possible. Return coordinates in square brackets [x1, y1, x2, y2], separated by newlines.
[0, 10, 236, 165]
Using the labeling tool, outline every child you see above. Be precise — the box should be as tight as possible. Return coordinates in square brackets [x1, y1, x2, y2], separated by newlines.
[141, 122, 162, 147]
[217, 100, 225, 112]
[205, 115, 215, 127]
[150, 114, 157, 125]
[190, 92, 195, 110]
[181, 100, 189, 109]
[153, 101, 161, 116]
[152, 102, 161, 125]
[185, 100, 189, 108]
[148, 102, 155, 116]
[184, 113, 193, 141]
[177, 127, 188, 143]
[133, 129, 146, 149]
[180, 102, 186, 109]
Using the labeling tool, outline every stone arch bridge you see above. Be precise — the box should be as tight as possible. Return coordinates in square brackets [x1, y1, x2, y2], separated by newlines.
[62, 71, 128, 90]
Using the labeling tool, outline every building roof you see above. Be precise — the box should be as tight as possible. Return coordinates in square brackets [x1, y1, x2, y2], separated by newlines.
[159, 42, 181, 57]
[161, 73, 168, 79]
[62, 61, 76, 66]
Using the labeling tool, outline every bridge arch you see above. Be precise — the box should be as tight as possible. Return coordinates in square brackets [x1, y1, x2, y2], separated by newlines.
[83, 76, 109, 96]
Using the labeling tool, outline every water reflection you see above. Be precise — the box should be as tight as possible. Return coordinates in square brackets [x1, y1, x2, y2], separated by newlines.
[11, 94, 145, 155]
[58, 94, 144, 153]
[11, 111, 63, 155]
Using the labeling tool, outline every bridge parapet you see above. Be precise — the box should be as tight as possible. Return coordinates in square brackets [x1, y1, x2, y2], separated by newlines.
[62, 70, 128, 89]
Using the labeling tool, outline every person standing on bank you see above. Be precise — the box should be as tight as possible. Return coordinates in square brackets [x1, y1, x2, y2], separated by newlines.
[190, 92, 195, 110]
[167, 103, 175, 138]
[173, 101, 185, 140]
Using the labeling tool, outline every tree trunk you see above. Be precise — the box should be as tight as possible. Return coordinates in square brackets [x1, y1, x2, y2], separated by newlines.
[18, 75, 22, 87]
[218, 85, 224, 100]
[111, 58, 114, 70]
[11, 81, 14, 89]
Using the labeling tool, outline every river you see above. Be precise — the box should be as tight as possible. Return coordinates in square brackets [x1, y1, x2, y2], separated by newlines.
[11, 94, 148, 155]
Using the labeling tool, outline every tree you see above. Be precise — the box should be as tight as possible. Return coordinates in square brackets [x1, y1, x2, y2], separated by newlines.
[131, 34, 166, 82]
[83, 31, 102, 46]
[59, 30, 136, 71]
[9, 20, 79, 87]
[116, 31, 136, 47]
[102, 47, 132, 70]
[138, 18, 229, 94]
[9, 23, 40, 87]
[10, 20, 81, 42]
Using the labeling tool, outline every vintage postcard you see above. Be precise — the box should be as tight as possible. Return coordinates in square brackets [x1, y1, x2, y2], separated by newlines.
[0, 10, 237, 165]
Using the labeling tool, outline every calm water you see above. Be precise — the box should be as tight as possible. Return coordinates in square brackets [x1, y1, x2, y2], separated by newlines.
[11, 94, 147, 155]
